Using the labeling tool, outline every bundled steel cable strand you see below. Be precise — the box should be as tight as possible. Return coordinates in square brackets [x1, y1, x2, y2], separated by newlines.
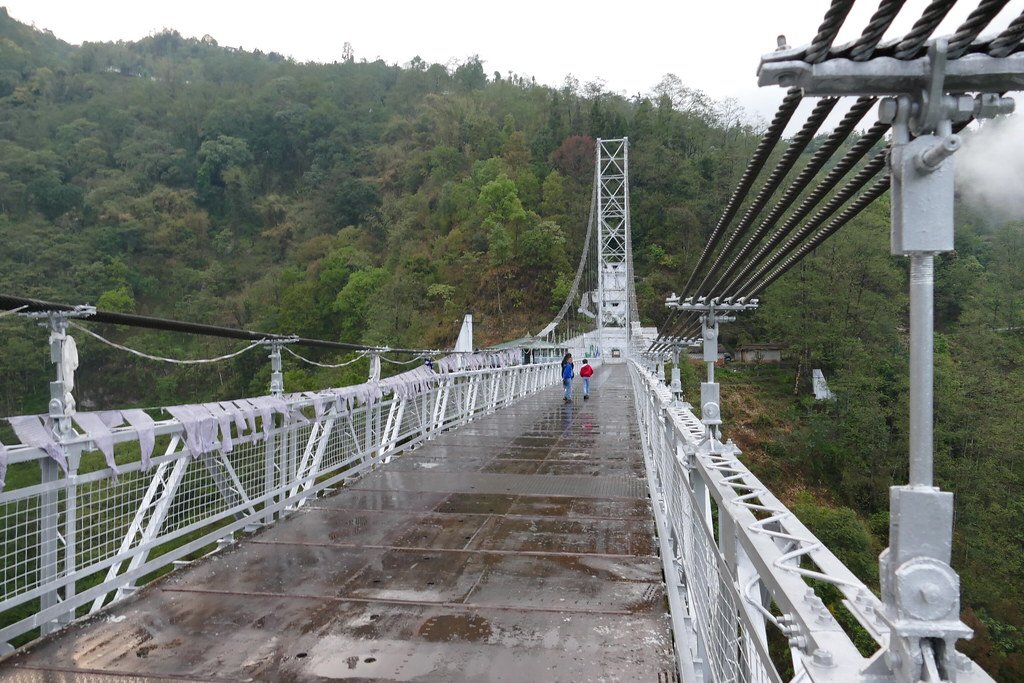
[849, 0, 911, 61]
[710, 96, 877, 298]
[894, 0, 958, 58]
[718, 121, 890, 300]
[736, 114, 971, 302]
[650, 88, 805, 352]
[677, 88, 804, 301]
[730, 151, 889, 300]
[654, 311, 702, 352]
[744, 178, 892, 298]
[804, 0, 858, 63]
[986, 8, 1024, 56]
[695, 97, 840, 296]
[654, 317, 703, 354]
[947, 0, 1013, 58]
[0, 293, 447, 355]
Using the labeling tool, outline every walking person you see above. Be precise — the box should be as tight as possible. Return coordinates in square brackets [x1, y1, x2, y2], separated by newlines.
[580, 359, 593, 399]
[561, 353, 574, 402]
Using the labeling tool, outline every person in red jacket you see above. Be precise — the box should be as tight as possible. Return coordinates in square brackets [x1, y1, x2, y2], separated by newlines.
[580, 359, 594, 399]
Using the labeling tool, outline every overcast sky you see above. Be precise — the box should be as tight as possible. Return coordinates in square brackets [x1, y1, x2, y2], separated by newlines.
[4, 1, 1023, 124]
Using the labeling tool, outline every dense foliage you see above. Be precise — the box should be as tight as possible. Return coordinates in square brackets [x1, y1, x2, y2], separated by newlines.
[0, 9, 752, 413]
[0, 8, 1021, 678]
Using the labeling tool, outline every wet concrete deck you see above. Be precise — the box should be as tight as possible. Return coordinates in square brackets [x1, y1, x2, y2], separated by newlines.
[2, 364, 675, 682]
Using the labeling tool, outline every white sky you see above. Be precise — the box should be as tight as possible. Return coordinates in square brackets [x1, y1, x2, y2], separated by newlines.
[4, 1, 1023, 124]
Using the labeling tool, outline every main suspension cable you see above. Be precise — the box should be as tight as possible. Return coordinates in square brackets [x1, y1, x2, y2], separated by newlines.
[805, 0, 858, 63]
[744, 178, 892, 297]
[719, 121, 890, 299]
[894, 0, 958, 58]
[732, 151, 889, 300]
[849, 0, 910, 61]
[696, 96, 839, 296]
[536, 160, 599, 338]
[1, 294, 445, 355]
[678, 88, 803, 299]
[710, 96, 877, 298]
[987, 8, 1024, 55]
[947, 0, 1013, 58]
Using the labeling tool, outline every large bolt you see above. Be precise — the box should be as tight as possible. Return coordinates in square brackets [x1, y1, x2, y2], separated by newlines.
[878, 97, 898, 123]
[920, 583, 942, 604]
[951, 94, 975, 122]
[975, 93, 1015, 119]
[812, 649, 834, 667]
[917, 134, 961, 172]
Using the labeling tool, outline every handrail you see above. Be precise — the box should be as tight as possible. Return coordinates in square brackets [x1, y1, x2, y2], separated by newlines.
[0, 360, 559, 650]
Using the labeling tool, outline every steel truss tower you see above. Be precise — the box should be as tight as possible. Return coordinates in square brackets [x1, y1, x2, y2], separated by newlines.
[596, 138, 631, 356]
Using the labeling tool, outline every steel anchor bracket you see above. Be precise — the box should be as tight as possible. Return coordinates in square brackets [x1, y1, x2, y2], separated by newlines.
[665, 296, 759, 441]
[756, 28, 1019, 683]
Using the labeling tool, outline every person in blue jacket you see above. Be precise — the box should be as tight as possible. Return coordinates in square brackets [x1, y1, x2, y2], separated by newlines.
[561, 353, 574, 402]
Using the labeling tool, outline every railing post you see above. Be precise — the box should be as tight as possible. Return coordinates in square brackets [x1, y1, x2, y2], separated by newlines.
[877, 81, 986, 681]
[265, 341, 283, 524]
[669, 346, 685, 405]
[268, 341, 284, 397]
[757, 34, 1018, 682]
[700, 309, 724, 442]
[29, 309, 92, 633]
[664, 296, 756, 443]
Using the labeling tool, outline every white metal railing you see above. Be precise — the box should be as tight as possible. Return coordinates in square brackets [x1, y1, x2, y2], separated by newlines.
[630, 359, 892, 683]
[0, 356, 558, 650]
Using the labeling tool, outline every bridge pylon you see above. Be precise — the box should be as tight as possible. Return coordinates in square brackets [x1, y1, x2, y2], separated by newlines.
[595, 137, 632, 359]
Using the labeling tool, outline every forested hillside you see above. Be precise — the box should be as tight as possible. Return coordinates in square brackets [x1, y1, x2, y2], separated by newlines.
[0, 8, 752, 412]
[0, 7, 1021, 678]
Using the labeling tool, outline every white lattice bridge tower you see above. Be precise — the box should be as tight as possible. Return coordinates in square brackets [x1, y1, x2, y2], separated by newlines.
[596, 137, 632, 357]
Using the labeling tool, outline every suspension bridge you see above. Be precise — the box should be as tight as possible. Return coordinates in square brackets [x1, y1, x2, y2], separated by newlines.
[1, 1, 1022, 681]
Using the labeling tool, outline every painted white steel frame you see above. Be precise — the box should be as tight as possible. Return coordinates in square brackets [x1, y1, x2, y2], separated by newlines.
[628, 360, 993, 683]
[597, 138, 630, 338]
[0, 361, 559, 651]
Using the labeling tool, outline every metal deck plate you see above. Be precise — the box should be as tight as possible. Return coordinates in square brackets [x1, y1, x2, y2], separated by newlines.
[1, 365, 676, 681]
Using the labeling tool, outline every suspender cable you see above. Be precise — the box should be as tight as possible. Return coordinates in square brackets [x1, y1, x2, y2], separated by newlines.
[535, 162, 599, 339]
[718, 121, 890, 299]
[710, 96, 876, 297]
[696, 97, 839, 297]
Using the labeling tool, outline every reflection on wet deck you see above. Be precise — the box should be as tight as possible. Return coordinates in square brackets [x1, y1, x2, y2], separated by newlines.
[2, 364, 675, 682]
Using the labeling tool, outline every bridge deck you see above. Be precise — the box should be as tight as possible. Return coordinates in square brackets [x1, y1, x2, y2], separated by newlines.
[2, 364, 675, 682]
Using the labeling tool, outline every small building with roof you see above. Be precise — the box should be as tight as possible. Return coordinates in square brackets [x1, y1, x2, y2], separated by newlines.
[737, 343, 785, 364]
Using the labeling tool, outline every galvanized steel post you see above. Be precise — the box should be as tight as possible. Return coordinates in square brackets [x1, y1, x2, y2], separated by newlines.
[758, 31, 1020, 680]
